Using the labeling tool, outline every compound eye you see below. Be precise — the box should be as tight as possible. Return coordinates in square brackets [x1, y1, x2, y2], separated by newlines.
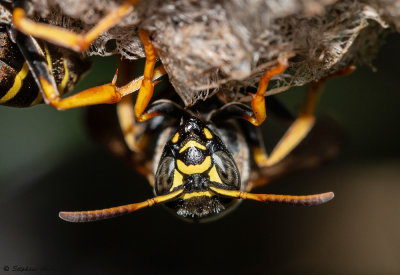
[213, 151, 240, 189]
[155, 156, 175, 194]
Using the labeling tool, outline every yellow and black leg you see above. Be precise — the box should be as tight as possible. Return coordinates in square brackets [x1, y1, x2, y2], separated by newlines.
[118, 99, 190, 184]
[115, 58, 142, 152]
[211, 65, 355, 168]
[12, 0, 140, 52]
[252, 65, 356, 167]
[116, 30, 167, 150]
[118, 98, 188, 152]
[116, 100, 182, 181]
[13, 1, 167, 119]
[118, 29, 169, 123]
[12, 25, 166, 110]
[253, 65, 356, 167]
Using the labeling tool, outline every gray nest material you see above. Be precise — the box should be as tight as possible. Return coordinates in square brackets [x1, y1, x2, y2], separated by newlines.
[27, 0, 398, 106]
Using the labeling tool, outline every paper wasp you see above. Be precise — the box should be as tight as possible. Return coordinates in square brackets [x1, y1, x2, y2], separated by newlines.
[0, 1, 91, 107]
[3, 0, 350, 222]
[0, 0, 164, 109]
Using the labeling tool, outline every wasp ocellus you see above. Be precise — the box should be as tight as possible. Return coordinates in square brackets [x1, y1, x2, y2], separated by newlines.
[7, 0, 350, 222]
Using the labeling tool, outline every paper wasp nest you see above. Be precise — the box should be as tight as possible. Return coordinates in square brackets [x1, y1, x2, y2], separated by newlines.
[27, 0, 399, 106]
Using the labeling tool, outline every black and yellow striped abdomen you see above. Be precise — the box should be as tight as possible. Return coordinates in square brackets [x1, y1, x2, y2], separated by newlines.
[0, 30, 37, 107]
[0, 28, 90, 107]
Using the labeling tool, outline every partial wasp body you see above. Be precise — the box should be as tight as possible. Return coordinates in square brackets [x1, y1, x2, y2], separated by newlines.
[0, 2, 90, 107]
[150, 101, 337, 221]
[62, 95, 340, 222]
[153, 107, 249, 220]
[1, 0, 164, 110]
[5, 0, 349, 222]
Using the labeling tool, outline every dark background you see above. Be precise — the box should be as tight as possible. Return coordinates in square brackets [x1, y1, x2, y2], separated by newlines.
[0, 33, 399, 274]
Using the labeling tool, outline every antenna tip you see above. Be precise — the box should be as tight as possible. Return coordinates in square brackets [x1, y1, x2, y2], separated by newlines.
[59, 211, 84, 223]
[318, 191, 335, 204]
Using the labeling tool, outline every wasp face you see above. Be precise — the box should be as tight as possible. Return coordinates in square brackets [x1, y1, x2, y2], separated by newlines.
[154, 116, 241, 220]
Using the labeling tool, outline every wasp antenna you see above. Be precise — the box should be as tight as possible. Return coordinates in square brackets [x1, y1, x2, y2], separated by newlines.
[209, 187, 334, 206]
[59, 189, 183, 222]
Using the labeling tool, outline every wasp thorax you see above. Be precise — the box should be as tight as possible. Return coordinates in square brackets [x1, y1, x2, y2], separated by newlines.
[154, 116, 241, 220]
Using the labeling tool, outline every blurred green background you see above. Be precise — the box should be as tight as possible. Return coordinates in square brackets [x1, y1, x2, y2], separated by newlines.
[0, 33, 399, 274]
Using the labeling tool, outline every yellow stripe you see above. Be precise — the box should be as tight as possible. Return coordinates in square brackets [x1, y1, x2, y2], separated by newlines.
[208, 165, 222, 183]
[30, 92, 43, 106]
[179, 140, 206, 153]
[170, 169, 184, 190]
[204, 128, 213, 139]
[177, 156, 211, 175]
[58, 59, 69, 94]
[44, 44, 53, 72]
[0, 62, 30, 103]
[181, 191, 213, 199]
[171, 132, 180, 143]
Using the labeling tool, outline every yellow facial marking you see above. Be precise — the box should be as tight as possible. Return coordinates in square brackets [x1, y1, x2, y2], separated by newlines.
[179, 140, 206, 153]
[204, 128, 213, 139]
[181, 191, 213, 199]
[177, 156, 211, 175]
[171, 132, 180, 143]
[0, 62, 29, 103]
[170, 169, 184, 190]
[208, 165, 222, 184]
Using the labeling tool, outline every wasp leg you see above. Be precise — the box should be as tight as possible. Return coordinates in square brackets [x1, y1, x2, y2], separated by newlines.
[208, 96, 293, 124]
[211, 65, 354, 168]
[116, 58, 141, 152]
[117, 95, 139, 151]
[12, 25, 166, 110]
[231, 98, 293, 190]
[240, 121, 271, 191]
[117, 30, 162, 150]
[116, 96, 162, 153]
[254, 65, 356, 167]
[119, 97, 189, 152]
[242, 58, 288, 126]
[134, 30, 160, 122]
[116, 58, 147, 153]
[12, 0, 139, 52]
[118, 98, 189, 181]
[208, 102, 273, 190]
[38, 64, 165, 110]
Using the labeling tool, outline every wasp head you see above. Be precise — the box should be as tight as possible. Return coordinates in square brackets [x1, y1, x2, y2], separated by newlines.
[154, 116, 241, 220]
